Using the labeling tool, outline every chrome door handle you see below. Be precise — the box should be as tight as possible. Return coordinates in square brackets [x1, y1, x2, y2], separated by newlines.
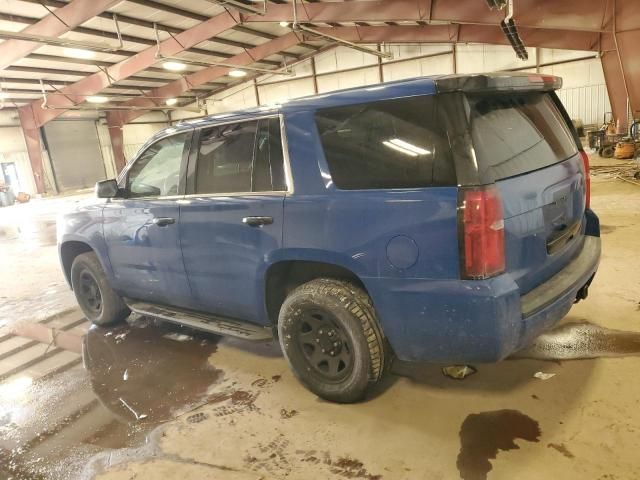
[152, 217, 175, 227]
[242, 216, 273, 227]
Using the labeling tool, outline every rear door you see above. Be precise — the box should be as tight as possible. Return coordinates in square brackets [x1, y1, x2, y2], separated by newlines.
[179, 116, 287, 324]
[466, 92, 587, 294]
[103, 130, 193, 307]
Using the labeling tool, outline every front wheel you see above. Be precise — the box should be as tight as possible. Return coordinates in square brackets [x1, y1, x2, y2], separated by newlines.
[278, 279, 389, 403]
[71, 252, 130, 326]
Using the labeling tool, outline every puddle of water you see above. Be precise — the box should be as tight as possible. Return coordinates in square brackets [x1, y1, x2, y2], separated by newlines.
[0, 220, 57, 247]
[516, 322, 640, 360]
[457, 410, 540, 480]
[0, 319, 221, 479]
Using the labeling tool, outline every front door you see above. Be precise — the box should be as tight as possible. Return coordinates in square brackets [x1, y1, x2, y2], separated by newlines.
[179, 117, 288, 324]
[103, 130, 193, 307]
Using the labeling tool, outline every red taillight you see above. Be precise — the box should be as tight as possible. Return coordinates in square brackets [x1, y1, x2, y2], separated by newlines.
[580, 150, 591, 209]
[459, 185, 506, 279]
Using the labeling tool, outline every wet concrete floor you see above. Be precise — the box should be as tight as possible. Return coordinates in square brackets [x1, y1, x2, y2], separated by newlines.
[3, 315, 640, 480]
[0, 316, 223, 480]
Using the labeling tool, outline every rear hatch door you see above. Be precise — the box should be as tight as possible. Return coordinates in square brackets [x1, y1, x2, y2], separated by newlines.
[466, 91, 587, 294]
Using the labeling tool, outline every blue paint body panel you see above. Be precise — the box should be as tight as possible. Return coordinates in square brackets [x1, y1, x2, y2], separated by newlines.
[58, 74, 601, 363]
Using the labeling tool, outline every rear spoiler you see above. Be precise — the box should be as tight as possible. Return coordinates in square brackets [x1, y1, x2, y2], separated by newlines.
[435, 73, 562, 94]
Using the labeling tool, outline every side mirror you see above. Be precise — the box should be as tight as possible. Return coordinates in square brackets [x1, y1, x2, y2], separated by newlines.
[96, 179, 119, 198]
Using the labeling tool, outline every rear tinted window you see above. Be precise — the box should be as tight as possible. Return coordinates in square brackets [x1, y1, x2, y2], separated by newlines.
[315, 96, 456, 190]
[467, 92, 578, 181]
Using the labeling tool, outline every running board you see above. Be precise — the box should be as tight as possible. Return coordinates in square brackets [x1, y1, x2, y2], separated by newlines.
[126, 301, 273, 341]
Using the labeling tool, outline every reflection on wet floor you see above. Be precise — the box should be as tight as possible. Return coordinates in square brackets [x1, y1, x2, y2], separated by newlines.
[0, 220, 57, 247]
[0, 316, 222, 480]
[457, 410, 540, 480]
[516, 322, 640, 360]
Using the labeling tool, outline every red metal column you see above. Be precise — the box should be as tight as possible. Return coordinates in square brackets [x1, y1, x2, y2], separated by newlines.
[601, 50, 629, 131]
[17, 106, 46, 194]
[0, 0, 121, 70]
[612, 0, 640, 121]
[106, 113, 126, 174]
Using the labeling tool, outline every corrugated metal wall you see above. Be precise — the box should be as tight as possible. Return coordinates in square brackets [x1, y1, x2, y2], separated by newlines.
[556, 84, 611, 126]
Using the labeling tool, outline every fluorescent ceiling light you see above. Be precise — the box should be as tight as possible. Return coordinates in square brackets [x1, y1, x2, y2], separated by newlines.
[279, 21, 289, 27]
[165, 98, 178, 106]
[228, 69, 247, 78]
[0, 92, 8, 99]
[163, 61, 187, 71]
[86, 95, 109, 104]
[63, 48, 96, 59]
[388, 138, 431, 155]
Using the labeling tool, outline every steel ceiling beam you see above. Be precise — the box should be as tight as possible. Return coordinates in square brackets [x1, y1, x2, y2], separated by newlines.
[311, 25, 603, 52]
[0, 0, 122, 70]
[12, 0, 304, 63]
[248, 0, 615, 34]
[105, 31, 304, 167]
[19, 10, 241, 128]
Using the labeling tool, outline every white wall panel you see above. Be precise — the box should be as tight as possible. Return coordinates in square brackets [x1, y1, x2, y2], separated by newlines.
[317, 66, 379, 93]
[314, 46, 378, 74]
[556, 84, 611, 126]
[456, 44, 537, 73]
[0, 127, 36, 194]
[259, 77, 315, 105]
[122, 123, 168, 160]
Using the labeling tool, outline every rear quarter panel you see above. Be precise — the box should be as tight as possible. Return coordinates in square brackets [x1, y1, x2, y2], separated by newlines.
[281, 111, 460, 282]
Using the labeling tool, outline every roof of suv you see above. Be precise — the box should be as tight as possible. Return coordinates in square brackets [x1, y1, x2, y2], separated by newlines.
[162, 72, 561, 137]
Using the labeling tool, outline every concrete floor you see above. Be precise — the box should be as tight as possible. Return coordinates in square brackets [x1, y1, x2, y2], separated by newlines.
[1, 164, 640, 480]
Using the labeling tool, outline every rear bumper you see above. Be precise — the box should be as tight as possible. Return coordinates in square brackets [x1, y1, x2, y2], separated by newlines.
[365, 227, 601, 363]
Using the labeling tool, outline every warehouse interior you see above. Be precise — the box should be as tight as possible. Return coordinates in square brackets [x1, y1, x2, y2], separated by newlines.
[1, 1, 640, 479]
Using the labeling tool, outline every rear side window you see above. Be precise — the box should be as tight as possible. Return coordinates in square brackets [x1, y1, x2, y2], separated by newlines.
[315, 96, 456, 190]
[195, 118, 287, 194]
[467, 92, 578, 181]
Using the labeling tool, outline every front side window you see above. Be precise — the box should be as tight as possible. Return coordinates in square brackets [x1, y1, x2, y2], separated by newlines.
[194, 117, 287, 194]
[315, 96, 456, 190]
[127, 132, 189, 198]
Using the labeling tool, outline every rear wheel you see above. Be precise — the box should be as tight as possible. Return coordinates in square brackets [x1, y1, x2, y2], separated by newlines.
[278, 278, 389, 403]
[71, 252, 130, 326]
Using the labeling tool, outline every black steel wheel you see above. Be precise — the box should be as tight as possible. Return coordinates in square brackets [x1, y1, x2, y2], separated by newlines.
[71, 252, 130, 326]
[278, 278, 389, 403]
[296, 307, 354, 382]
[78, 270, 102, 315]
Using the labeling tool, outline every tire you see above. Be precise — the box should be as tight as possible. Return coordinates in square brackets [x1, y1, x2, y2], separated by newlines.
[601, 145, 615, 158]
[277, 278, 389, 403]
[71, 252, 130, 326]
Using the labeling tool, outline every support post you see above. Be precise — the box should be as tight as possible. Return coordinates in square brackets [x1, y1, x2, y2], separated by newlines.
[18, 106, 46, 194]
[601, 50, 629, 132]
[106, 114, 126, 174]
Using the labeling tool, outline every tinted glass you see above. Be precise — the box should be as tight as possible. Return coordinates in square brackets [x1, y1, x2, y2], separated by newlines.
[195, 121, 258, 194]
[467, 92, 578, 181]
[315, 96, 455, 190]
[253, 117, 287, 192]
[128, 133, 188, 198]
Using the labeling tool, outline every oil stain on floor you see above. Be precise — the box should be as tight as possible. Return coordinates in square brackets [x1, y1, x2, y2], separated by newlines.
[457, 410, 541, 480]
[516, 322, 640, 360]
[0, 318, 222, 480]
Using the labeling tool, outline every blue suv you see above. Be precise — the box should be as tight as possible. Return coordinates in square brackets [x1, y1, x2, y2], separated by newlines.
[58, 73, 601, 402]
